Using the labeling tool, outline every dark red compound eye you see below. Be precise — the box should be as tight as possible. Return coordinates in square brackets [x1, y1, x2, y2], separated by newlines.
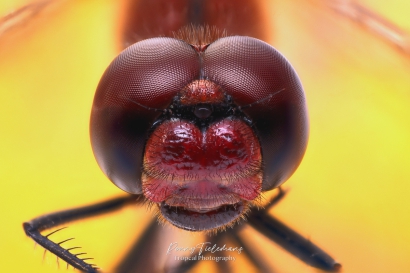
[90, 35, 308, 231]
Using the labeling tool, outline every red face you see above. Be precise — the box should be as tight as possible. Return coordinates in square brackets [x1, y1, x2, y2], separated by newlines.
[90, 31, 308, 231]
[142, 80, 262, 230]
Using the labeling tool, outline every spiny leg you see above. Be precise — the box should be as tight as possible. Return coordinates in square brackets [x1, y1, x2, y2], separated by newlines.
[23, 195, 139, 272]
[246, 192, 341, 272]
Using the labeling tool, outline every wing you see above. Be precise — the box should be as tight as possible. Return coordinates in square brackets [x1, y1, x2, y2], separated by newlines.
[2, 0, 410, 273]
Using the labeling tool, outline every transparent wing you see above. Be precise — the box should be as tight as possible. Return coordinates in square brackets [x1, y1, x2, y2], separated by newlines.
[1, 0, 410, 273]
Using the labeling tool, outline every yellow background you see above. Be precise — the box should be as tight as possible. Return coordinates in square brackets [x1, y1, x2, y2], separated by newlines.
[1, 0, 410, 272]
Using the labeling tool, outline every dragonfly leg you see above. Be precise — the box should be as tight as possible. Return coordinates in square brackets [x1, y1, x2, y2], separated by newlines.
[246, 200, 341, 272]
[23, 195, 138, 272]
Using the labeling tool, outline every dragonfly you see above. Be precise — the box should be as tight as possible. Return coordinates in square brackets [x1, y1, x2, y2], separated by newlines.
[1, 0, 410, 273]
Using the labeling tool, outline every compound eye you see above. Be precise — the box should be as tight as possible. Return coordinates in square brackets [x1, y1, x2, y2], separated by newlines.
[202, 36, 309, 191]
[90, 37, 200, 194]
[194, 104, 213, 119]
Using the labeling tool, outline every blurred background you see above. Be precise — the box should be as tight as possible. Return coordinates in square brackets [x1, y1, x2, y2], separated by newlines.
[1, 0, 410, 272]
